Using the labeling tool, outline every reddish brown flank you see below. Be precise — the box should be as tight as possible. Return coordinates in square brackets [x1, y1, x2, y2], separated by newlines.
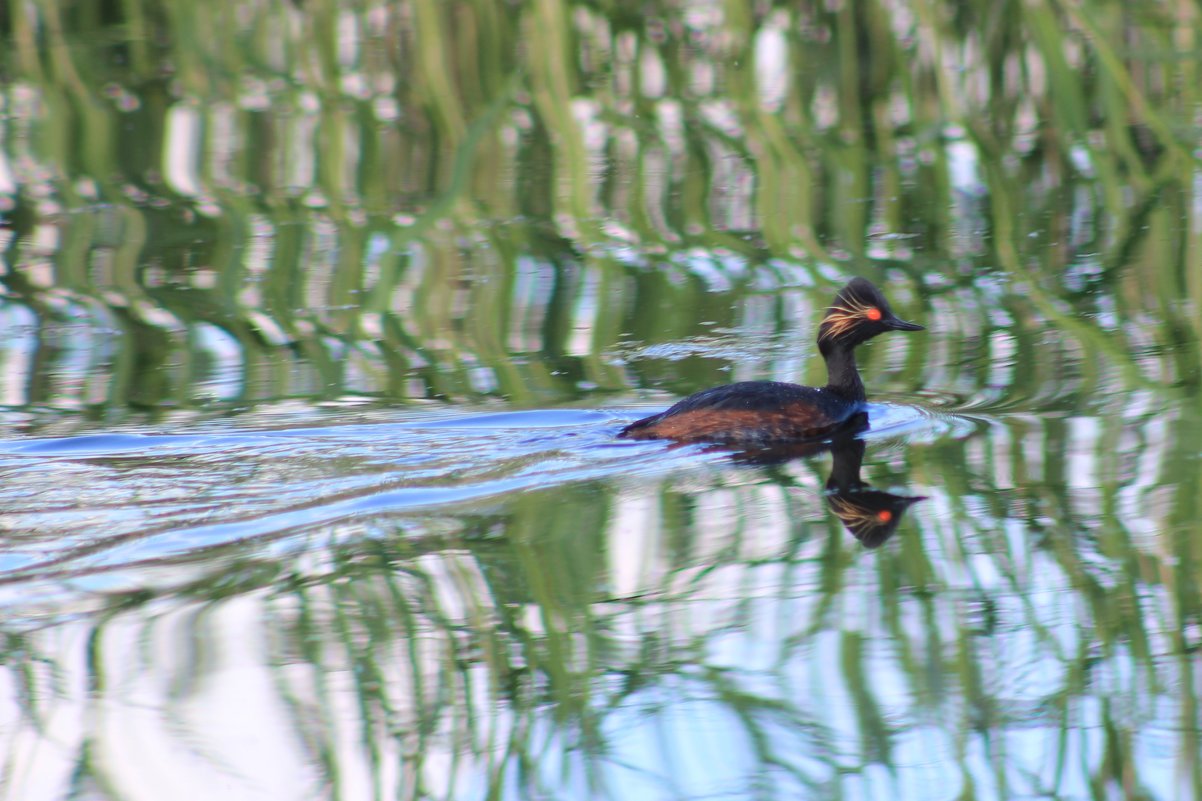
[621, 404, 843, 444]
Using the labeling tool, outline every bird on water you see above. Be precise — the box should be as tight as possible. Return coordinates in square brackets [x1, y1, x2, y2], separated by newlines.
[618, 277, 924, 447]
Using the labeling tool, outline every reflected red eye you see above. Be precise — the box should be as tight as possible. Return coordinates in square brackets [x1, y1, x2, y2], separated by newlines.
[876, 510, 893, 522]
[866, 307, 882, 321]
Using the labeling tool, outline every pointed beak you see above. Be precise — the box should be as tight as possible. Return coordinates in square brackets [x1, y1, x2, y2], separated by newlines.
[887, 318, 924, 332]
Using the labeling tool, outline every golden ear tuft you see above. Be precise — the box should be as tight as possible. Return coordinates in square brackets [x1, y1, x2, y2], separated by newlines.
[829, 496, 885, 528]
[819, 294, 879, 341]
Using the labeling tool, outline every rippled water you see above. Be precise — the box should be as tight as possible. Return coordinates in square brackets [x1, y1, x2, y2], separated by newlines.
[0, 400, 952, 611]
[6, 387, 1194, 799]
[4, 1, 1202, 800]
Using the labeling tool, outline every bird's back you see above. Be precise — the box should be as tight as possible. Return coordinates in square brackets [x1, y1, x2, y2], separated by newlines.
[619, 380, 863, 445]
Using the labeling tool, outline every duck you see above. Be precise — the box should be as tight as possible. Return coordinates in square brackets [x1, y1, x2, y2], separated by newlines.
[618, 277, 923, 447]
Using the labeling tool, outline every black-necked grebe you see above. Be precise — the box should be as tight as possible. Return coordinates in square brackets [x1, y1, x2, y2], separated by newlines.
[619, 277, 923, 446]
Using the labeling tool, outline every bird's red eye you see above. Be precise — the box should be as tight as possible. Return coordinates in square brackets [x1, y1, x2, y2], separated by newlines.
[876, 510, 893, 522]
[865, 307, 882, 321]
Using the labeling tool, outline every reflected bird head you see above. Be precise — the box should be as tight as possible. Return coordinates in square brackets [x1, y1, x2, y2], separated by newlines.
[824, 432, 925, 547]
[826, 490, 926, 548]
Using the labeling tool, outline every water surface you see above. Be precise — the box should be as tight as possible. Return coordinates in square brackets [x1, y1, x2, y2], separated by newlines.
[2, 2, 1201, 800]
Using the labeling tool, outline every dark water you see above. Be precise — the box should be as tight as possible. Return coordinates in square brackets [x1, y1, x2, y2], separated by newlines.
[2, 2, 1201, 800]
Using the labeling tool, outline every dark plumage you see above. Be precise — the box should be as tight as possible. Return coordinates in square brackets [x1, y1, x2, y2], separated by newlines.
[619, 277, 923, 446]
[823, 435, 925, 548]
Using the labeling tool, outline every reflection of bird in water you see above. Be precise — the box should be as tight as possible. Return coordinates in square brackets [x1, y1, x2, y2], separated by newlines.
[823, 435, 924, 548]
[619, 277, 923, 447]
[721, 416, 925, 548]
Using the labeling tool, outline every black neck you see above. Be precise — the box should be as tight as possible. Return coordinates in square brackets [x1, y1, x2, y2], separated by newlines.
[823, 346, 865, 401]
[826, 437, 867, 492]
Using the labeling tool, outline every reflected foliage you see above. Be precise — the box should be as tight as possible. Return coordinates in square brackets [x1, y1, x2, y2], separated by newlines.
[3, 405, 1199, 798]
[1, 1, 1202, 800]
[1, 0, 1198, 418]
